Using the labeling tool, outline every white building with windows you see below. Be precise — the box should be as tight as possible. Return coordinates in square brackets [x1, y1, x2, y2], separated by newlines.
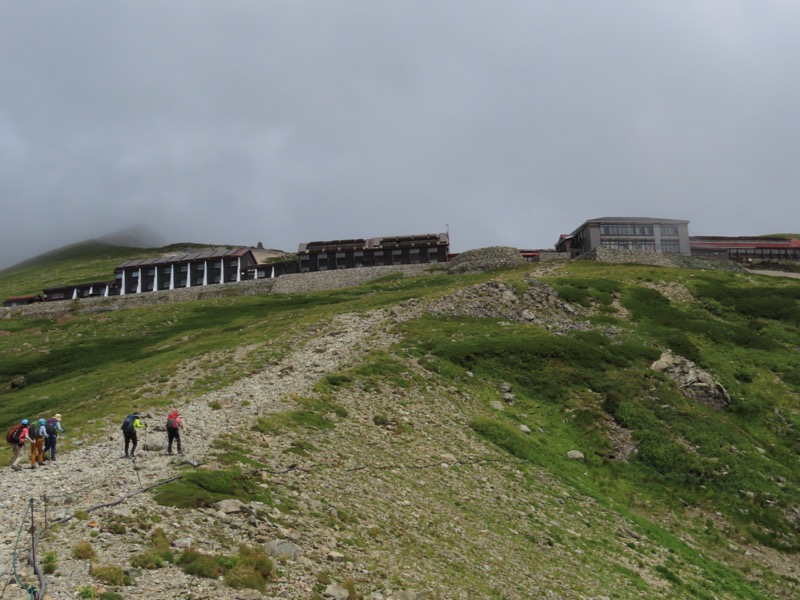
[555, 217, 690, 257]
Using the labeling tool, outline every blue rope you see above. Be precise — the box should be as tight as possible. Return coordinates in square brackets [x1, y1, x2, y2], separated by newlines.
[10, 498, 39, 599]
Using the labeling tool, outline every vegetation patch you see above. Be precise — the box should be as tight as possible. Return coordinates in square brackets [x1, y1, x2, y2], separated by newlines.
[130, 528, 174, 569]
[91, 564, 131, 587]
[154, 468, 271, 508]
[176, 545, 274, 591]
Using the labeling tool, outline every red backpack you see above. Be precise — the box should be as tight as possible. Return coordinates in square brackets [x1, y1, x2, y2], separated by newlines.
[6, 424, 24, 444]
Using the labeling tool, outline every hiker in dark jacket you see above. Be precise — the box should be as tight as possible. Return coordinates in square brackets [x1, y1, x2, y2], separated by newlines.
[122, 414, 145, 458]
[166, 410, 185, 455]
[43, 413, 65, 462]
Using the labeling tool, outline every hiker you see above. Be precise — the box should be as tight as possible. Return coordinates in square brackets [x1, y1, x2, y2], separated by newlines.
[30, 418, 48, 468]
[43, 414, 65, 462]
[166, 410, 185, 455]
[7, 419, 31, 471]
[121, 413, 146, 458]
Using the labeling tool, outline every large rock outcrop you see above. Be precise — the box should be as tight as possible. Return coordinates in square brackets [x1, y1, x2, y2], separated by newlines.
[447, 246, 525, 275]
[650, 351, 730, 409]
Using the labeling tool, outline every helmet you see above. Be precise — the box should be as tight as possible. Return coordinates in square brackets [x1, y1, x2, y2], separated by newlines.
[39, 418, 46, 425]
[21, 419, 29, 425]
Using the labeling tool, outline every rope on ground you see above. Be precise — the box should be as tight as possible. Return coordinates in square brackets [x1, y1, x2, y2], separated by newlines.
[46, 474, 184, 526]
[3, 498, 39, 600]
[2, 474, 184, 600]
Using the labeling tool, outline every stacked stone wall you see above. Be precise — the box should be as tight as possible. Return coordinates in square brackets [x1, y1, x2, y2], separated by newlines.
[583, 248, 746, 272]
[1, 264, 436, 319]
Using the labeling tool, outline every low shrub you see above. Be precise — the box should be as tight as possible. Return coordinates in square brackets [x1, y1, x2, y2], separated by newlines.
[176, 544, 273, 590]
[42, 550, 57, 575]
[177, 549, 226, 579]
[224, 564, 266, 591]
[92, 564, 131, 587]
[71, 541, 96, 560]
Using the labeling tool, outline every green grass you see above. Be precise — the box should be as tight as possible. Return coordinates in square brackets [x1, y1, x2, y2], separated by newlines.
[396, 265, 800, 554]
[3, 253, 800, 598]
[154, 468, 271, 508]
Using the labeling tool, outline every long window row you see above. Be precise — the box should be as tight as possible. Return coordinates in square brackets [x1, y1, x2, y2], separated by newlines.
[599, 224, 679, 236]
[600, 239, 682, 253]
[600, 224, 654, 236]
[601, 239, 656, 251]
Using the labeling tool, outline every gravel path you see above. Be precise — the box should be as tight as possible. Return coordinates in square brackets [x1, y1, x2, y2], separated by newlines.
[0, 306, 415, 599]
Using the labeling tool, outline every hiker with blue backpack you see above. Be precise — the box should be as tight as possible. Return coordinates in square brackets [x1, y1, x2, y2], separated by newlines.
[43, 413, 65, 462]
[121, 413, 146, 458]
[29, 418, 48, 468]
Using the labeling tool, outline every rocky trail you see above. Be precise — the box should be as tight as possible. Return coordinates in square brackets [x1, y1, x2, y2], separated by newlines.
[1, 306, 416, 600]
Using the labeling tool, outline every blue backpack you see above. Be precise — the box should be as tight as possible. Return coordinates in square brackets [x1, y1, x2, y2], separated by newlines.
[121, 415, 136, 433]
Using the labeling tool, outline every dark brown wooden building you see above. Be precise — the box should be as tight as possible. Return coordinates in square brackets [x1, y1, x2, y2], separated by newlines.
[298, 233, 450, 272]
[689, 236, 800, 262]
[3, 294, 44, 307]
[42, 282, 116, 302]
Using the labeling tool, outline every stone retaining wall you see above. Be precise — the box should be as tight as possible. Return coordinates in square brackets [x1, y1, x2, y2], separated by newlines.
[582, 248, 746, 272]
[1, 264, 437, 319]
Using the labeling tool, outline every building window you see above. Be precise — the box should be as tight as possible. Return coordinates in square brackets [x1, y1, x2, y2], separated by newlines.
[662, 240, 680, 253]
[600, 224, 654, 236]
[661, 225, 679, 236]
[601, 239, 655, 251]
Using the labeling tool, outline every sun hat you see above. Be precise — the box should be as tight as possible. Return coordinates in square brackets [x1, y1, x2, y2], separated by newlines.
[55, 414, 62, 420]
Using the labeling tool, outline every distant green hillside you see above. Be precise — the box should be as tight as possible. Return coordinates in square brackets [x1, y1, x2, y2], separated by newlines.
[1, 257, 799, 597]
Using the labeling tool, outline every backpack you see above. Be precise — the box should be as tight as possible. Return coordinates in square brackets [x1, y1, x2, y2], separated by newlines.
[6, 424, 24, 444]
[121, 414, 136, 433]
[30, 425, 42, 440]
[166, 417, 178, 430]
[46, 417, 58, 436]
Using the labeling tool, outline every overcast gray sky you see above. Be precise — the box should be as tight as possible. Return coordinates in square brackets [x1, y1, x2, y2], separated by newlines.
[2, 1, 799, 269]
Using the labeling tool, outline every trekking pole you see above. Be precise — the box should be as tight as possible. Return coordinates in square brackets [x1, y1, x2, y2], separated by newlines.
[43, 494, 48, 530]
[131, 455, 143, 489]
[29, 498, 37, 569]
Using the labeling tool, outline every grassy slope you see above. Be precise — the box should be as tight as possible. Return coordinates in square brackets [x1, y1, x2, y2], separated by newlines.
[1, 257, 799, 597]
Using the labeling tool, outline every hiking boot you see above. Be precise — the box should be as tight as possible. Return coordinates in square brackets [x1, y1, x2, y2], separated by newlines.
[12, 464, 22, 471]
[29, 465, 37, 470]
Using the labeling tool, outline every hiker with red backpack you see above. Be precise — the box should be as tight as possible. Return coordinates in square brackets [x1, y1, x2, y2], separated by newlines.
[7, 419, 32, 471]
[166, 410, 185, 455]
[43, 413, 65, 462]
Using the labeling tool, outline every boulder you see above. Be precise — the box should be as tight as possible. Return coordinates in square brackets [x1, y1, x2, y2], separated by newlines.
[650, 351, 730, 409]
